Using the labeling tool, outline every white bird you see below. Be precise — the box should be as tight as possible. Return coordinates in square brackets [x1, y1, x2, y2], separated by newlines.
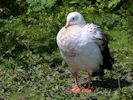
[56, 12, 114, 93]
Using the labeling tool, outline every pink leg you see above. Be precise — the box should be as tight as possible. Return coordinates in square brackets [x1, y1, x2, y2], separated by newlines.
[81, 72, 92, 93]
[71, 71, 80, 93]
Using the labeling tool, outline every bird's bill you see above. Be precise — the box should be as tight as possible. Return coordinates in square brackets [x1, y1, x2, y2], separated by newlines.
[65, 22, 70, 28]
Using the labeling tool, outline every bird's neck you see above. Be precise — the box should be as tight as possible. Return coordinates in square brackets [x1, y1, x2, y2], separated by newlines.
[79, 21, 86, 27]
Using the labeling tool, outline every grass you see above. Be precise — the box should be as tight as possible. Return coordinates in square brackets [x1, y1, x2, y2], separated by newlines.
[0, 3, 133, 100]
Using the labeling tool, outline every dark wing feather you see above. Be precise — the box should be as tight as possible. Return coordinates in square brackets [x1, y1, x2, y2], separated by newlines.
[98, 36, 114, 70]
[93, 37, 114, 77]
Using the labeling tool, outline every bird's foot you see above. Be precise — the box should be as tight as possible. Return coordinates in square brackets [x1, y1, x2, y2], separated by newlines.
[81, 88, 92, 93]
[71, 85, 80, 93]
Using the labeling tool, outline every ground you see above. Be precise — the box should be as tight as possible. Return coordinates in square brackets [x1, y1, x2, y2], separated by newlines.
[0, 1, 133, 99]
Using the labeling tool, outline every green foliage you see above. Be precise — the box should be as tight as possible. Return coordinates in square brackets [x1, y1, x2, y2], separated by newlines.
[0, 0, 133, 99]
[0, 0, 27, 17]
[108, 0, 121, 10]
[96, 0, 122, 11]
[26, 0, 57, 14]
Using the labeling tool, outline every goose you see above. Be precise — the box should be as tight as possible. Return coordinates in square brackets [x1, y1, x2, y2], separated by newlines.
[56, 12, 114, 93]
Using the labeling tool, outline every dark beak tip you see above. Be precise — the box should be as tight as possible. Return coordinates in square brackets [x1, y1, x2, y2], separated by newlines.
[65, 25, 68, 29]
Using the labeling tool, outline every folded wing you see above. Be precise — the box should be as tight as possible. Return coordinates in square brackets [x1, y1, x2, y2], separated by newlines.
[85, 23, 114, 71]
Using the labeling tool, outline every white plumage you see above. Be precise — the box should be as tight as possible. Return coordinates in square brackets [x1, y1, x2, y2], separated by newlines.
[56, 12, 113, 93]
[57, 24, 103, 71]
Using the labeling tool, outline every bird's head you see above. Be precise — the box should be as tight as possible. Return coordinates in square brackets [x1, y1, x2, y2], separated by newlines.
[65, 12, 86, 28]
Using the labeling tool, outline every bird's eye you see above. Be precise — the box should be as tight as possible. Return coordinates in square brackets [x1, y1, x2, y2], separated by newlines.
[72, 17, 75, 20]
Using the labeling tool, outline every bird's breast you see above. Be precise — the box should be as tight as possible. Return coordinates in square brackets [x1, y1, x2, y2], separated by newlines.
[57, 26, 81, 57]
